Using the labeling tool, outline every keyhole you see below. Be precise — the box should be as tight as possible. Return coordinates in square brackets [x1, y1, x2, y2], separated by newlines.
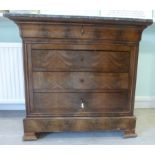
[81, 25, 84, 35]
[81, 103, 84, 109]
[81, 99, 85, 109]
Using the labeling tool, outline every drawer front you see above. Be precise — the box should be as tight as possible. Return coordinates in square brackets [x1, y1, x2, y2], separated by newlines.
[32, 92, 129, 116]
[32, 50, 129, 72]
[21, 24, 141, 41]
[33, 72, 128, 92]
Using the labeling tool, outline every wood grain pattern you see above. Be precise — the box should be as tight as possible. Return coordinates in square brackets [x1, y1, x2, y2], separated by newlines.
[32, 50, 130, 72]
[32, 92, 129, 115]
[31, 43, 131, 51]
[19, 24, 143, 42]
[33, 72, 128, 91]
[23, 116, 137, 138]
[5, 13, 152, 140]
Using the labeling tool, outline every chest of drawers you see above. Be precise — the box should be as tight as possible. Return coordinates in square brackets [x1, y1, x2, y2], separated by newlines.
[5, 13, 152, 140]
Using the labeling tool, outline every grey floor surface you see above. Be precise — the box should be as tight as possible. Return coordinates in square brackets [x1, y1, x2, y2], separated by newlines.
[0, 109, 155, 145]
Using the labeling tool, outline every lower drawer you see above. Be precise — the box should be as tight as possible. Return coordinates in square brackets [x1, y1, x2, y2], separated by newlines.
[31, 92, 129, 116]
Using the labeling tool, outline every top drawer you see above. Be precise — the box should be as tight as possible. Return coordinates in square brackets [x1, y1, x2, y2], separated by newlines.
[20, 23, 141, 41]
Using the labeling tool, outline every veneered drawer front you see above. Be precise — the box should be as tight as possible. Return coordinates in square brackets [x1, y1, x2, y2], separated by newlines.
[33, 72, 128, 92]
[21, 24, 141, 41]
[32, 50, 130, 72]
[32, 92, 129, 116]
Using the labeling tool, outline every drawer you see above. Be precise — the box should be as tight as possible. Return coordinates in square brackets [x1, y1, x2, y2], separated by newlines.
[21, 23, 141, 41]
[32, 92, 129, 116]
[33, 72, 128, 92]
[32, 50, 130, 72]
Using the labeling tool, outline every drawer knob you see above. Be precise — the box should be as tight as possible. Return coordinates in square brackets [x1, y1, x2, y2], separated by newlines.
[80, 57, 84, 62]
[80, 78, 84, 83]
[80, 99, 85, 109]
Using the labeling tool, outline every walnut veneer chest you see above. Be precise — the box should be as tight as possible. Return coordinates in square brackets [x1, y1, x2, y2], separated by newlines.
[5, 13, 152, 140]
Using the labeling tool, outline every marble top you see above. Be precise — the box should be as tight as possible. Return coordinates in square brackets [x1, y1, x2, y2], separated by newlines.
[4, 13, 153, 26]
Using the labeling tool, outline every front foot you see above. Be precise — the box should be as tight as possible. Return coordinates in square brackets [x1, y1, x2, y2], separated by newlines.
[123, 129, 137, 138]
[23, 132, 38, 141]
